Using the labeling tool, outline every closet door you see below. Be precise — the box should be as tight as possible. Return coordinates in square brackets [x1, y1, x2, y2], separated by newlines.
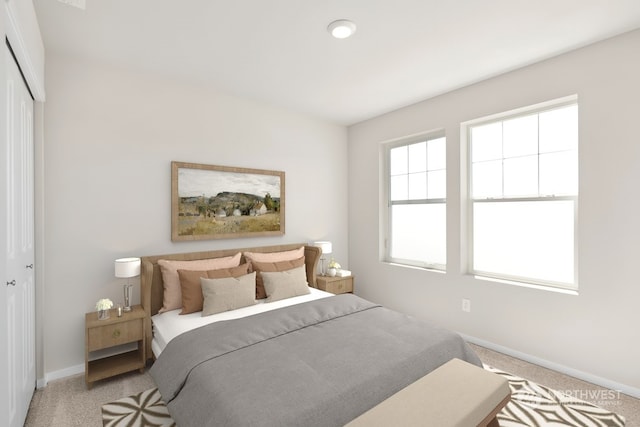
[3, 45, 35, 427]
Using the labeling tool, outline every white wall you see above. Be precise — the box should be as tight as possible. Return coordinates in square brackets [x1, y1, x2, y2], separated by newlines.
[348, 29, 640, 394]
[0, 2, 9, 418]
[41, 53, 348, 378]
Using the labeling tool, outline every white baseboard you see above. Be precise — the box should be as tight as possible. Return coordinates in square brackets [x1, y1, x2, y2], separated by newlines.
[37, 345, 138, 388]
[37, 363, 84, 389]
[461, 334, 640, 399]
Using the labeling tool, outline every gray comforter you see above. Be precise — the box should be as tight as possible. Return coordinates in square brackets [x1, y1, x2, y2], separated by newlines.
[150, 294, 481, 427]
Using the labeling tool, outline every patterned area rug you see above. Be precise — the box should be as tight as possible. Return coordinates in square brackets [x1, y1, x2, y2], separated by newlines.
[486, 366, 625, 426]
[102, 387, 175, 427]
[102, 367, 625, 426]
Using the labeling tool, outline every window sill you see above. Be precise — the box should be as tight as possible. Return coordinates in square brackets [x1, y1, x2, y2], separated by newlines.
[472, 274, 578, 296]
[382, 261, 446, 274]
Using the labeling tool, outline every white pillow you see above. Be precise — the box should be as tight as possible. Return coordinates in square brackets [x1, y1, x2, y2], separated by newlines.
[200, 272, 257, 316]
[261, 266, 310, 303]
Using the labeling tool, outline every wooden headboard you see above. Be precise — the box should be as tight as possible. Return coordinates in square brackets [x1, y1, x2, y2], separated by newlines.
[140, 243, 321, 360]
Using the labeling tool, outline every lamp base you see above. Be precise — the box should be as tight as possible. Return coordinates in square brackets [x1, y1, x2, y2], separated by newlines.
[123, 284, 133, 312]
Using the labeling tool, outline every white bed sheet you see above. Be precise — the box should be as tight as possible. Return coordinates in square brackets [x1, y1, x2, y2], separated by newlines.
[151, 287, 333, 357]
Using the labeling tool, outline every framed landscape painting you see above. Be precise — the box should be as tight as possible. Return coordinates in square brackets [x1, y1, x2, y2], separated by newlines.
[171, 162, 285, 241]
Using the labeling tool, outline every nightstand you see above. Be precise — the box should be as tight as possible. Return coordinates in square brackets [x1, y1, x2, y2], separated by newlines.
[85, 304, 146, 388]
[316, 275, 354, 294]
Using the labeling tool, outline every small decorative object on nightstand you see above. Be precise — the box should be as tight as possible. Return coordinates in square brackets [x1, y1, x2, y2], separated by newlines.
[316, 275, 354, 295]
[85, 304, 146, 389]
[95, 298, 113, 320]
[327, 258, 340, 277]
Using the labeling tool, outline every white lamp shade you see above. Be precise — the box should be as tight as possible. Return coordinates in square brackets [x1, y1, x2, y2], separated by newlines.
[314, 241, 332, 255]
[115, 257, 141, 278]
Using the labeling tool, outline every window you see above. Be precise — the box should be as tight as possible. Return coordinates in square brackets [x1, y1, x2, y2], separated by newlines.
[466, 97, 578, 289]
[384, 133, 446, 269]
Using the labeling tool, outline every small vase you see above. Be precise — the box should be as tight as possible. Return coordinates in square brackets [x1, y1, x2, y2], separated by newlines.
[98, 309, 110, 320]
[327, 268, 337, 277]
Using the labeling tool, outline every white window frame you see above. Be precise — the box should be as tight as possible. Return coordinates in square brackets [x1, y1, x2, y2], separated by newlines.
[381, 130, 446, 270]
[463, 95, 579, 291]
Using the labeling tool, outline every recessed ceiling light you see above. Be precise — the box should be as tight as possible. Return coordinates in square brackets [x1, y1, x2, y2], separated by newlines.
[327, 20, 357, 39]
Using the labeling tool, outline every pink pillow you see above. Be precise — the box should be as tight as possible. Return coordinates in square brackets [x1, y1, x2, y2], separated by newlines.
[157, 253, 241, 313]
[243, 246, 304, 264]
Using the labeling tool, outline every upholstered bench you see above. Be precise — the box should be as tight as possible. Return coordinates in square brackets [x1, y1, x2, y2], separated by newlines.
[346, 358, 511, 427]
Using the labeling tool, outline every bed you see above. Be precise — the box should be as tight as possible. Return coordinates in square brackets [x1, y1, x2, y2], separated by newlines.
[140, 243, 481, 427]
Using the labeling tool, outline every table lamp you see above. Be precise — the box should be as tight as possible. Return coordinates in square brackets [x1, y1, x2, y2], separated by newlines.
[115, 257, 140, 312]
[313, 241, 332, 276]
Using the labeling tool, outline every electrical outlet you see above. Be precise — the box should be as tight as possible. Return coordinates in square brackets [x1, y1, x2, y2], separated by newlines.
[462, 298, 471, 313]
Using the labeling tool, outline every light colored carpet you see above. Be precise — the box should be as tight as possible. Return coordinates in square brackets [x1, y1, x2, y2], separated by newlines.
[25, 370, 155, 427]
[25, 344, 639, 426]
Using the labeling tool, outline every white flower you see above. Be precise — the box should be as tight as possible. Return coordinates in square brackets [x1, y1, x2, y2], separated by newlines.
[328, 259, 341, 270]
[96, 298, 114, 311]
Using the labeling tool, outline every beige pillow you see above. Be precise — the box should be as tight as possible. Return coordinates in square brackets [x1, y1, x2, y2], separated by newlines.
[250, 257, 305, 300]
[243, 246, 304, 264]
[262, 265, 310, 303]
[157, 253, 241, 313]
[177, 263, 250, 315]
[201, 272, 257, 316]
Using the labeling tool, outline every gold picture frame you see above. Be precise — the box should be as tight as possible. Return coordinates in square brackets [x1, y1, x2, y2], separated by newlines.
[171, 162, 285, 241]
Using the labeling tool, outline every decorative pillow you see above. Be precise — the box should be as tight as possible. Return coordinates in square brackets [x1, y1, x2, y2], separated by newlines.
[157, 253, 241, 313]
[243, 246, 305, 264]
[177, 263, 250, 315]
[262, 266, 310, 303]
[201, 272, 257, 316]
[250, 257, 305, 300]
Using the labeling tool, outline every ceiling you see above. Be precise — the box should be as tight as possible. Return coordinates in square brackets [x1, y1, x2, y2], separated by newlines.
[33, 0, 640, 125]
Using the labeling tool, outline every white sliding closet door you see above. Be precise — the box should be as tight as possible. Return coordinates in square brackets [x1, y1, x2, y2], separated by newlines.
[2, 44, 36, 427]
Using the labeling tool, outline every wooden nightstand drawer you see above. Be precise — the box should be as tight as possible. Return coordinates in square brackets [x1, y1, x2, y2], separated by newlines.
[85, 305, 146, 388]
[324, 278, 353, 294]
[316, 276, 354, 294]
[88, 318, 142, 351]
